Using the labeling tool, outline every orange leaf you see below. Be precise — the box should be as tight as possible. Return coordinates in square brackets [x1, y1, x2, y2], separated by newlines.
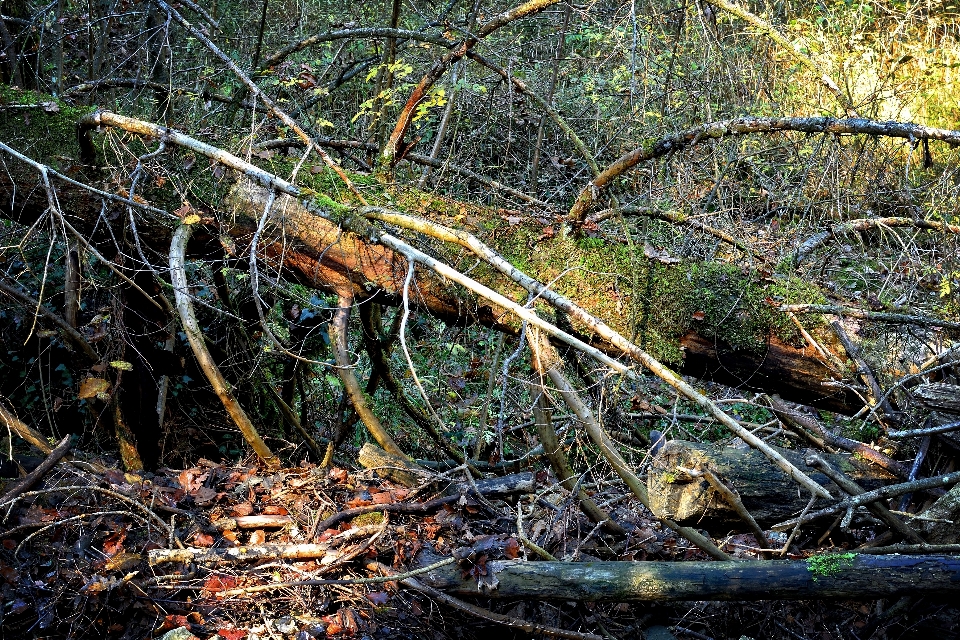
[371, 492, 393, 505]
[262, 505, 288, 515]
[194, 532, 215, 547]
[692, 310, 706, 321]
[249, 530, 266, 545]
[218, 629, 247, 640]
[231, 502, 254, 517]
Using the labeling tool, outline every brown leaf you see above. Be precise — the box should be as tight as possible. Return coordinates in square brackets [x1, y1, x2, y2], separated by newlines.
[503, 537, 520, 559]
[262, 505, 288, 515]
[231, 502, 254, 516]
[78, 377, 110, 399]
[366, 591, 389, 605]
[371, 492, 393, 505]
[217, 629, 247, 640]
[193, 486, 218, 506]
[194, 532, 215, 547]
[102, 528, 127, 556]
[691, 310, 706, 321]
[249, 530, 266, 545]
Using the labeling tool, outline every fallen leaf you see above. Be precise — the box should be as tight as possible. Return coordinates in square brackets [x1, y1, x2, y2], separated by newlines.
[202, 574, 238, 594]
[371, 492, 393, 505]
[249, 530, 266, 545]
[503, 537, 520, 559]
[366, 591, 389, 605]
[262, 505, 288, 515]
[156, 615, 190, 632]
[194, 532, 215, 547]
[692, 310, 706, 321]
[102, 528, 127, 556]
[231, 502, 254, 516]
[217, 629, 247, 640]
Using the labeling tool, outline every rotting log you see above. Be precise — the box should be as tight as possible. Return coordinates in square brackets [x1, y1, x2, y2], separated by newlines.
[0, 100, 910, 421]
[647, 440, 888, 531]
[419, 554, 960, 601]
[678, 332, 862, 414]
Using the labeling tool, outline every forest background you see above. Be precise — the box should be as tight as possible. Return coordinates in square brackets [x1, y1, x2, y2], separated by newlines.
[1, 0, 960, 636]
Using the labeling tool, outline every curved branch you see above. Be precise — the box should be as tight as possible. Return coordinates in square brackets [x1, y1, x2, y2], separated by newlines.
[795, 216, 960, 263]
[381, 0, 560, 168]
[567, 117, 960, 224]
[330, 295, 409, 459]
[169, 223, 280, 469]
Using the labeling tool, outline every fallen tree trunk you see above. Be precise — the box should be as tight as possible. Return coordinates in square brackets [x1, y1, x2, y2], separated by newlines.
[647, 440, 889, 531]
[419, 554, 960, 601]
[0, 97, 889, 418]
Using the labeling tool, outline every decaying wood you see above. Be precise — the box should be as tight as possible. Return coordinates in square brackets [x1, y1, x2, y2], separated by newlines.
[773, 469, 960, 530]
[769, 396, 908, 478]
[647, 440, 884, 530]
[804, 452, 924, 543]
[358, 442, 425, 487]
[916, 482, 960, 544]
[913, 383, 960, 414]
[419, 554, 960, 601]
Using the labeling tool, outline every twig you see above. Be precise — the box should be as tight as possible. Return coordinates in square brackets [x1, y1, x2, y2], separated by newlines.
[889, 421, 960, 439]
[773, 470, 960, 530]
[804, 452, 924, 543]
[0, 435, 71, 503]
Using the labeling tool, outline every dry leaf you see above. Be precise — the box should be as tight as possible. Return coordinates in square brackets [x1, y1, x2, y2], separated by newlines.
[78, 377, 110, 399]
[249, 530, 266, 545]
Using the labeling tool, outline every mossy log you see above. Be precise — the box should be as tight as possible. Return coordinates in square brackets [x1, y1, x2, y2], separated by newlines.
[647, 440, 888, 531]
[419, 554, 960, 601]
[0, 89, 867, 413]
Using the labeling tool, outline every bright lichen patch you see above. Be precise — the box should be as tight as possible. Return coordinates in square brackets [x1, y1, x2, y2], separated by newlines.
[806, 552, 856, 581]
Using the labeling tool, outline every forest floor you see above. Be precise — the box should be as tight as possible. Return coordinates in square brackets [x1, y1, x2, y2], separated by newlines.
[2, 446, 959, 640]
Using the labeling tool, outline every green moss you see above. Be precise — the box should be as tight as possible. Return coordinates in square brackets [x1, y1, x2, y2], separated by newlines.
[351, 511, 385, 526]
[806, 552, 856, 580]
[0, 86, 96, 168]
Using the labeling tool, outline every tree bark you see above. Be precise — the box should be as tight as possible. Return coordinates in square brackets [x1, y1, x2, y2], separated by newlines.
[418, 554, 960, 601]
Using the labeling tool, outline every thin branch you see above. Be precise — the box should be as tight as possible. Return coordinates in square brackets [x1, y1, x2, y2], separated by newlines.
[169, 223, 279, 468]
[568, 117, 960, 223]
